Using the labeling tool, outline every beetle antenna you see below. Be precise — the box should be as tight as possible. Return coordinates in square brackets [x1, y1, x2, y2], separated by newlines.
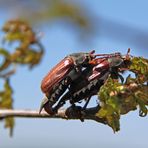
[122, 48, 134, 59]
[94, 52, 121, 57]
[127, 48, 131, 55]
[89, 50, 95, 54]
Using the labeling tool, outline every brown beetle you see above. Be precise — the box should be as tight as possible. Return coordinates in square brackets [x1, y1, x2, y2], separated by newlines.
[51, 49, 132, 113]
[40, 49, 131, 115]
[40, 50, 97, 114]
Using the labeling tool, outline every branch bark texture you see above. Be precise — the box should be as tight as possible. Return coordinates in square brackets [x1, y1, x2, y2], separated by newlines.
[0, 106, 106, 125]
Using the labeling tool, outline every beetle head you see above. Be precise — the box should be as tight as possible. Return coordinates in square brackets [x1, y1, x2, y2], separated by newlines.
[109, 48, 132, 69]
[72, 50, 96, 66]
[89, 48, 132, 68]
[69, 50, 97, 66]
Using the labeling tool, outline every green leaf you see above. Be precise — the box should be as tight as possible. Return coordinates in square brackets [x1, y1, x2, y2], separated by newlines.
[129, 57, 148, 82]
[106, 114, 120, 132]
[96, 105, 120, 132]
[0, 48, 11, 72]
[0, 79, 14, 136]
[97, 105, 115, 118]
[96, 77, 122, 132]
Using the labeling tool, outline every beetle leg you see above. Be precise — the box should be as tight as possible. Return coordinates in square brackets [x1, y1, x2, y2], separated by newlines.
[82, 96, 91, 110]
[52, 84, 73, 113]
[52, 83, 78, 113]
[43, 101, 55, 115]
[52, 99, 66, 113]
[47, 76, 72, 113]
[53, 85, 74, 113]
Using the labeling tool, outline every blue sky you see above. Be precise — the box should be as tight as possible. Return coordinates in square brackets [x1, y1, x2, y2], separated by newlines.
[0, 0, 148, 148]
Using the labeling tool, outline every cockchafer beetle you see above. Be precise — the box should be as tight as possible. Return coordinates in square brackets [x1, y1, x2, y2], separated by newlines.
[40, 50, 99, 114]
[51, 48, 132, 113]
[40, 49, 132, 115]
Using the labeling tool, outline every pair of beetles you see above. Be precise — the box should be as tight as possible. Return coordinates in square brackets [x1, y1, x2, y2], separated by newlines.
[40, 49, 131, 115]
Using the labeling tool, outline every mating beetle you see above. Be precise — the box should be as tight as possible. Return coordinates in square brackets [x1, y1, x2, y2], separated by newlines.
[41, 50, 96, 94]
[40, 50, 97, 114]
[51, 49, 132, 112]
[40, 49, 132, 115]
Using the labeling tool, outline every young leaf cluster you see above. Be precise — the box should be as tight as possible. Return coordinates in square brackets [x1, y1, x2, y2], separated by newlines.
[0, 20, 44, 135]
[97, 57, 148, 132]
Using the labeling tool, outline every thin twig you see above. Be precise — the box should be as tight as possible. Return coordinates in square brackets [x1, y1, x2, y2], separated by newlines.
[0, 106, 106, 124]
[0, 109, 66, 119]
[0, 64, 17, 78]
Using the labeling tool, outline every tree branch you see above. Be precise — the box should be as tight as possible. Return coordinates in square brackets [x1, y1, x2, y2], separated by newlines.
[0, 106, 107, 125]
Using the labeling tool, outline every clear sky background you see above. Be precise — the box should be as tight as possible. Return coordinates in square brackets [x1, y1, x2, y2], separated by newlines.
[0, 0, 148, 148]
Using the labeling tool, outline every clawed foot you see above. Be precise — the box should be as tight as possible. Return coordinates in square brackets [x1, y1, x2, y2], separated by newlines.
[65, 105, 85, 122]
